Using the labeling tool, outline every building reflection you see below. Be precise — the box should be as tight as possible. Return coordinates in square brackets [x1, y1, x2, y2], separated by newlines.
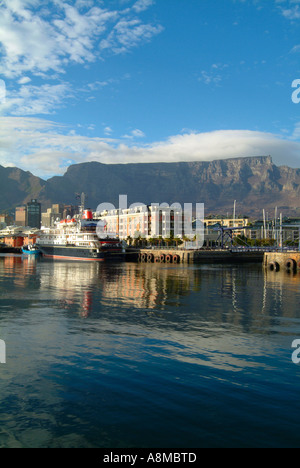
[36, 261, 300, 331]
[0, 255, 299, 331]
[35, 261, 198, 317]
[0, 254, 38, 289]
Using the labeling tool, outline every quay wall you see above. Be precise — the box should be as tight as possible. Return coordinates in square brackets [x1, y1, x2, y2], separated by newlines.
[264, 252, 300, 273]
[132, 249, 264, 264]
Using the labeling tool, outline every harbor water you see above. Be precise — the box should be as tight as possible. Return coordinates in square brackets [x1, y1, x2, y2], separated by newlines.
[0, 254, 300, 448]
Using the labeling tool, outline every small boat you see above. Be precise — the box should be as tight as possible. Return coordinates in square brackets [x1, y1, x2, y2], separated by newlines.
[22, 244, 41, 256]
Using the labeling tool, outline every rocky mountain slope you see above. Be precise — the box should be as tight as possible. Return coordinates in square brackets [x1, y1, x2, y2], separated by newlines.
[0, 165, 46, 212]
[1, 156, 299, 217]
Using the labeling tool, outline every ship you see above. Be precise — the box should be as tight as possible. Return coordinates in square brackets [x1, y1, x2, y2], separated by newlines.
[36, 209, 125, 262]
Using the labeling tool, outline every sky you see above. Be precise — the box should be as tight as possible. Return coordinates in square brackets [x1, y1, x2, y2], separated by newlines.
[0, 0, 300, 179]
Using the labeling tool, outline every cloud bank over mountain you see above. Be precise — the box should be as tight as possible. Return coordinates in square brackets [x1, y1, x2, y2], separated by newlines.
[0, 117, 299, 179]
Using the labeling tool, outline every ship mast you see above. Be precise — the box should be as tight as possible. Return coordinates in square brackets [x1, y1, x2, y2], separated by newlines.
[76, 192, 87, 217]
[80, 192, 86, 215]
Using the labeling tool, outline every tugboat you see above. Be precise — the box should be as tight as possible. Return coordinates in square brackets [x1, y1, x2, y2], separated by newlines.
[36, 210, 124, 262]
[22, 244, 41, 256]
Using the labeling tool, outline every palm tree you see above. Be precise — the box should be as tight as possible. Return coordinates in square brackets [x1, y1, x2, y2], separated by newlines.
[126, 235, 133, 246]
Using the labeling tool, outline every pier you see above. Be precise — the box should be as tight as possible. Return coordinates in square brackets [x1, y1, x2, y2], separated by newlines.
[264, 251, 300, 273]
[0, 245, 21, 254]
[129, 248, 265, 264]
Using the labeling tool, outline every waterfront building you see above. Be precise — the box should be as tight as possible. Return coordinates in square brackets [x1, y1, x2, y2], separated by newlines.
[204, 217, 249, 230]
[93, 207, 300, 248]
[0, 225, 40, 247]
[94, 204, 191, 240]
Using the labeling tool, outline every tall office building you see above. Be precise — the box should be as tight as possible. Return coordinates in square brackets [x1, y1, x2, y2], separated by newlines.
[15, 206, 27, 226]
[26, 199, 41, 229]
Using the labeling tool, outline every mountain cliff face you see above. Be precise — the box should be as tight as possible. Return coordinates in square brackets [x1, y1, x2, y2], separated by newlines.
[0, 165, 46, 211]
[44, 156, 300, 216]
[1, 156, 299, 217]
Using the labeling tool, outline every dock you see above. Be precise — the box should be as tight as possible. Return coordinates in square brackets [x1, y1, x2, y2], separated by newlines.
[127, 248, 265, 264]
[264, 251, 300, 272]
[0, 246, 22, 254]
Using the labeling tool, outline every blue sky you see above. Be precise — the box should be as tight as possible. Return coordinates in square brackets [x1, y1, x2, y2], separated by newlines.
[0, 0, 300, 179]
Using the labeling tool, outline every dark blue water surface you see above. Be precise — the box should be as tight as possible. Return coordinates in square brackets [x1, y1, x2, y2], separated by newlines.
[0, 254, 300, 448]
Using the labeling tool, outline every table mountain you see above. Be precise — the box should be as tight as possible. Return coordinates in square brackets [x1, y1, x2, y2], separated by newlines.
[1, 156, 300, 217]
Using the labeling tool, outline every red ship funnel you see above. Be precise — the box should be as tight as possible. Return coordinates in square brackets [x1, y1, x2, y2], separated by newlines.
[83, 209, 93, 220]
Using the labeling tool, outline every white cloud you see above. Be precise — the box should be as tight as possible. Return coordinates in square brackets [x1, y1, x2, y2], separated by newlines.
[132, 128, 145, 138]
[275, 0, 300, 19]
[17, 76, 32, 84]
[104, 126, 113, 135]
[0, 2, 63, 78]
[0, 0, 163, 79]
[291, 122, 300, 140]
[0, 0, 163, 117]
[1, 83, 73, 115]
[281, 5, 300, 19]
[0, 80, 6, 104]
[0, 117, 299, 179]
[133, 0, 155, 13]
[99, 18, 163, 55]
[198, 63, 229, 86]
[290, 44, 300, 53]
[123, 128, 146, 139]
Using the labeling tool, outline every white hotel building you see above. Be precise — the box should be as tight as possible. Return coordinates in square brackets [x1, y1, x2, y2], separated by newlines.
[93, 202, 249, 245]
[94, 204, 197, 240]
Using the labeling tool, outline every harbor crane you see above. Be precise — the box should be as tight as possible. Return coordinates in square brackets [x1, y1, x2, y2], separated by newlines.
[212, 225, 248, 249]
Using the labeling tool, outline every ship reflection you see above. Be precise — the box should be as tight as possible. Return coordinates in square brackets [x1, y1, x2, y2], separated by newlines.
[36, 261, 300, 327]
[1, 256, 300, 329]
[36, 261, 198, 317]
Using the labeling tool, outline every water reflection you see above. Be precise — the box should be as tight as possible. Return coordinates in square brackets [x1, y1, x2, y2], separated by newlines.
[1, 256, 300, 448]
[1, 256, 299, 335]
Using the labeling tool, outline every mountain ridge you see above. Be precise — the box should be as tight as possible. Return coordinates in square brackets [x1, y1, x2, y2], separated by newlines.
[0, 156, 299, 217]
